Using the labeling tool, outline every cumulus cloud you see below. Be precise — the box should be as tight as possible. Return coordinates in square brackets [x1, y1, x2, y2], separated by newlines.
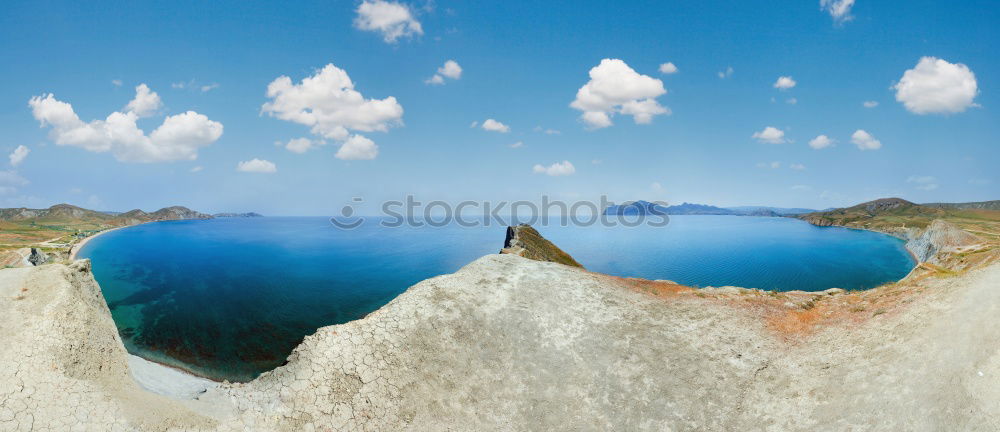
[718, 66, 734, 79]
[773, 76, 797, 90]
[894, 57, 978, 115]
[200, 83, 219, 93]
[190, 165, 203, 173]
[481, 118, 510, 133]
[336, 135, 379, 160]
[820, 0, 855, 23]
[907, 175, 938, 191]
[790, 163, 806, 171]
[752, 126, 787, 144]
[786, 97, 798, 105]
[532, 160, 575, 176]
[570, 59, 669, 129]
[851, 129, 881, 150]
[863, 100, 879, 108]
[281, 137, 325, 154]
[426, 60, 462, 85]
[8, 145, 29, 167]
[658, 62, 678, 74]
[237, 158, 277, 173]
[354, 0, 423, 43]
[124, 84, 162, 117]
[808, 134, 835, 149]
[509, 141, 524, 149]
[262, 63, 402, 160]
[111, 79, 123, 87]
[29, 88, 223, 163]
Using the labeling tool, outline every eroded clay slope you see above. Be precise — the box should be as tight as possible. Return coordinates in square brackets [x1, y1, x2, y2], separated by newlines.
[2, 251, 1000, 430]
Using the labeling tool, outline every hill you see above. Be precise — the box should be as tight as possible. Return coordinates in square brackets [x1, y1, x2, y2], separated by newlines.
[726, 206, 820, 215]
[923, 200, 1000, 211]
[0, 204, 212, 251]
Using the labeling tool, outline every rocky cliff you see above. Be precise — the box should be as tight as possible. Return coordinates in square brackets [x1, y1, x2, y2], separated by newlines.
[500, 224, 583, 268]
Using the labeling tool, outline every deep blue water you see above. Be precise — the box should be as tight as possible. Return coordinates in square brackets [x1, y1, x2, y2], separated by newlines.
[79, 216, 914, 381]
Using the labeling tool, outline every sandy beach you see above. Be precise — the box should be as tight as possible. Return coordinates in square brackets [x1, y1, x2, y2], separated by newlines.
[68, 224, 137, 260]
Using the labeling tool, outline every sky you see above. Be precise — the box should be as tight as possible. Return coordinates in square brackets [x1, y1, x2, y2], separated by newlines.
[0, 0, 997, 215]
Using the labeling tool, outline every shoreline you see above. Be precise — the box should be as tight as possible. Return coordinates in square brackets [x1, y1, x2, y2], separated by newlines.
[69, 225, 127, 260]
[69, 221, 157, 260]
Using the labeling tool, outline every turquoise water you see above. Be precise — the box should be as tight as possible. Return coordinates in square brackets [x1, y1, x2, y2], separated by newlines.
[79, 216, 914, 381]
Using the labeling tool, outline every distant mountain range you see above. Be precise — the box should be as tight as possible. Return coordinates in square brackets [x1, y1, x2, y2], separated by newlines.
[795, 197, 1000, 231]
[0, 204, 213, 226]
[602, 201, 820, 217]
[213, 212, 264, 218]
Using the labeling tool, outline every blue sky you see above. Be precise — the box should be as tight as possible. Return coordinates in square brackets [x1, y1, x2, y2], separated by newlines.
[0, 0, 996, 215]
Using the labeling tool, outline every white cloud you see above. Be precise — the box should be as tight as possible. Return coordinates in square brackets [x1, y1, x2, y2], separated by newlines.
[237, 158, 277, 173]
[658, 62, 678, 74]
[29, 91, 223, 163]
[968, 178, 991, 185]
[426, 60, 462, 85]
[786, 97, 798, 105]
[650, 181, 663, 191]
[125, 84, 162, 117]
[751, 126, 787, 144]
[509, 141, 524, 149]
[820, 0, 855, 23]
[111, 79, 122, 87]
[894, 57, 978, 115]
[8, 145, 29, 167]
[282, 137, 325, 154]
[190, 165, 203, 173]
[263, 64, 403, 140]
[201, 83, 219, 92]
[791, 184, 812, 191]
[532, 160, 575, 176]
[773, 76, 797, 90]
[425, 74, 445, 85]
[863, 100, 879, 108]
[336, 135, 379, 160]
[481, 118, 510, 133]
[262, 63, 402, 160]
[570, 59, 669, 129]
[354, 0, 423, 43]
[757, 161, 781, 169]
[790, 163, 806, 171]
[907, 175, 938, 191]
[851, 129, 881, 150]
[718, 66, 734, 79]
[808, 134, 835, 149]
[438, 60, 462, 79]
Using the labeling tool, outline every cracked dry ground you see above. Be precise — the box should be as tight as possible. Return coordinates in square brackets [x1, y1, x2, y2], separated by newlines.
[2, 255, 1000, 430]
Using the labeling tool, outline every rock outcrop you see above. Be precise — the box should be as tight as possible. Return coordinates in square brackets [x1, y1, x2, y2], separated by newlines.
[500, 224, 583, 268]
[27, 248, 48, 266]
[906, 219, 983, 264]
